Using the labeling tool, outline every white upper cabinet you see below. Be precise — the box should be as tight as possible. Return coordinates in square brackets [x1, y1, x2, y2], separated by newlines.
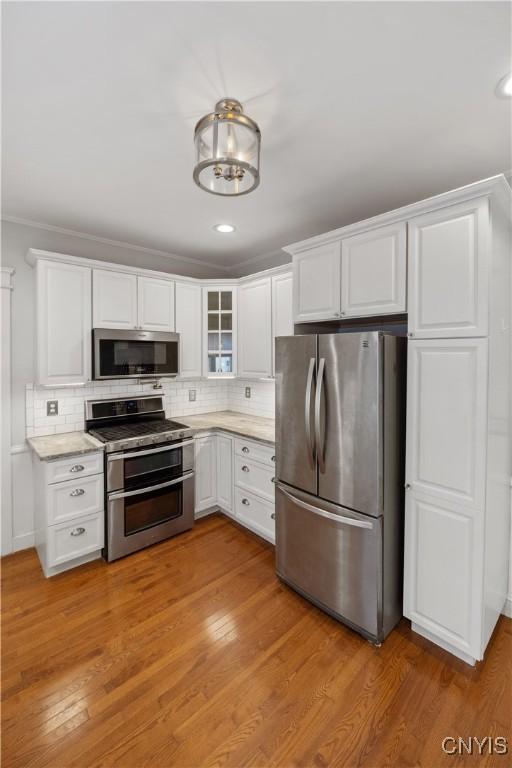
[293, 242, 341, 322]
[175, 282, 202, 378]
[93, 270, 175, 331]
[405, 338, 488, 510]
[137, 277, 175, 332]
[238, 277, 272, 378]
[408, 198, 489, 338]
[93, 270, 137, 329]
[36, 260, 91, 386]
[272, 272, 293, 375]
[203, 286, 237, 377]
[341, 222, 406, 317]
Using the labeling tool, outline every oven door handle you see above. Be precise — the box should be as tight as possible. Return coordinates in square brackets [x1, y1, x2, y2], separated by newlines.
[107, 440, 194, 461]
[108, 471, 194, 500]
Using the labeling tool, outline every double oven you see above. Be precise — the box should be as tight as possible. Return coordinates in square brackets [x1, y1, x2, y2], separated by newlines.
[105, 437, 194, 561]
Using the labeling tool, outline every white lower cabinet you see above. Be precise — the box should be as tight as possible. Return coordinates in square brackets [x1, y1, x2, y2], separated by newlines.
[194, 432, 276, 542]
[216, 434, 233, 513]
[194, 435, 217, 514]
[33, 451, 104, 577]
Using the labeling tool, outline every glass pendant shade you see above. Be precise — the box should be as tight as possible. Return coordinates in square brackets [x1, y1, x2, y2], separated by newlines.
[193, 99, 260, 196]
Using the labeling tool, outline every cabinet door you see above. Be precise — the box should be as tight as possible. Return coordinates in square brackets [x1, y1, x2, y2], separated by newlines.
[341, 222, 406, 317]
[272, 272, 293, 375]
[92, 270, 137, 329]
[216, 434, 233, 512]
[175, 282, 202, 378]
[195, 436, 217, 513]
[293, 242, 341, 322]
[137, 277, 175, 331]
[238, 277, 272, 378]
[36, 260, 91, 386]
[405, 339, 488, 510]
[404, 490, 483, 660]
[408, 198, 489, 338]
[203, 287, 237, 377]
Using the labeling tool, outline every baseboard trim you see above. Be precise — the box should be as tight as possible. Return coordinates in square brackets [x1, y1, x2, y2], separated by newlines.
[194, 506, 220, 520]
[12, 532, 35, 552]
[503, 596, 512, 619]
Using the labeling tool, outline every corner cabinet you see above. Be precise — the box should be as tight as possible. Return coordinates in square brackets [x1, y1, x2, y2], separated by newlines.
[35, 260, 92, 386]
[93, 269, 175, 332]
[407, 198, 489, 338]
[238, 277, 272, 378]
[175, 282, 202, 378]
[194, 435, 217, 513]
[202, 286, 237, 376]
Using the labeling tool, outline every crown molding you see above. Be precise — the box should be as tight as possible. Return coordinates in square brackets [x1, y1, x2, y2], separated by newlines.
[1, 215, 230, 273]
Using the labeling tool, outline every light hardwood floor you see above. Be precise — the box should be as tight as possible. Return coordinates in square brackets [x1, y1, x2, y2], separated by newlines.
[2, 514, 511, 768]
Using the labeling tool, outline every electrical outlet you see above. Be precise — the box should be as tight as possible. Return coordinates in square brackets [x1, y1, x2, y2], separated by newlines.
[245, 387, 251, 399]
[188, 389, 196, 402]
[47, 400, 58, 416]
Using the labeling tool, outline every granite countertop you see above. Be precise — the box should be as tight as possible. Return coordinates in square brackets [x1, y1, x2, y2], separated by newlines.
[28, 432, 104, 461]
[180, 411, 275, 445]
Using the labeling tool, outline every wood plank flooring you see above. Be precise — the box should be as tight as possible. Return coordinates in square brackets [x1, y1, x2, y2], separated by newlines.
[2, 514, 511, 768]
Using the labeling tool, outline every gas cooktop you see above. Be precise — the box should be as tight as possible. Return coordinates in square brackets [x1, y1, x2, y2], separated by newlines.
[85, 396, 193, 453]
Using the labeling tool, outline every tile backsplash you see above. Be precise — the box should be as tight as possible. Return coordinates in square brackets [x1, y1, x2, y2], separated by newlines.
[25, 378, 275, 438]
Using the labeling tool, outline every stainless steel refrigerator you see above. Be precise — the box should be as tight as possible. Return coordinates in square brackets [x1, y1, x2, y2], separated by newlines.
[275, 331, 406, 644]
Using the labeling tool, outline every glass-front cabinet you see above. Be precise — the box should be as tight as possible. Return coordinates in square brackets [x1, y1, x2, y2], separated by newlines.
[202, 286, 237, 376]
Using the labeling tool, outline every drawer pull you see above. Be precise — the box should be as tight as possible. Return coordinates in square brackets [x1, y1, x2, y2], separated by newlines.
[271, 455, 276, 462]
[241, 447, 249, 453]
[70, 527, 86, 537]
[70, 488, 85, 497]
[241, 498, 250, 506]
[70, 464, 85, 473]
[271, 513, 275, 520]
[241, 465, 250, 473]
[271, 477, 276, 483]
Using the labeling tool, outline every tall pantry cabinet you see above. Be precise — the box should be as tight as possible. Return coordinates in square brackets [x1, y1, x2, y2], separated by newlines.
[404, 184, 511, 664]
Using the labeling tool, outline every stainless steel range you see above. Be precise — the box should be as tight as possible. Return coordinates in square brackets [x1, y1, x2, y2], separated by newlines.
[85, 395, 194, 562]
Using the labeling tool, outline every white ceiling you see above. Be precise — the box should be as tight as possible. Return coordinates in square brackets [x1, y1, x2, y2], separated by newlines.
[2, 1, 511, 274]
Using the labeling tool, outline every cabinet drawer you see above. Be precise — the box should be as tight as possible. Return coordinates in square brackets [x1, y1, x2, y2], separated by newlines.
[47, 513, 104, 567]
[47, 474, 104, 525]
[46, 452, 103, 484]
[234, 456, 275, 503]
[234, 438, 275, 467]
[234, 487, 275, 543]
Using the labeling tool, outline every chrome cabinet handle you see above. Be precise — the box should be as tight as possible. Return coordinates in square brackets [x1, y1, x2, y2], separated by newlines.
[271, 513, 275, 520]
[70, 527, 86, 536]
[405, 483, 411, 490]
[241, 465, 249, 472]
[271, 477, 276, 483]
[70, 464, 84, 473]
[314, 358, 326, 474]
[241, 498, 250, 506]
[271, 455, 276, 462]
[241, 446, 249, 453]
[70, 488, 85, 497]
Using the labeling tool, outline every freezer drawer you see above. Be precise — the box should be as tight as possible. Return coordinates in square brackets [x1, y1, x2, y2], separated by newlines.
[276, 484, 383, 641]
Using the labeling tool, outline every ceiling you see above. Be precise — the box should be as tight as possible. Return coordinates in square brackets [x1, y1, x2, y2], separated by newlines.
[2, 1, 511, 274]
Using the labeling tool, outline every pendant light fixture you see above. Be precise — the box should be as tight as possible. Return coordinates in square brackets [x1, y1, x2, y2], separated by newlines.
[193, 98, 261, 196]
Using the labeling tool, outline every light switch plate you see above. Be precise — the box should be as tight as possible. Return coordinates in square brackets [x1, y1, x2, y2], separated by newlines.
[245, 387, 251, 399]
[189, 389, 196, 402]
[47, 400, 58, 416]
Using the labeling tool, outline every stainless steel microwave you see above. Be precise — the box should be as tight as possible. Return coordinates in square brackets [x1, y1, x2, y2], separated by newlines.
[93, 329, 180, 380]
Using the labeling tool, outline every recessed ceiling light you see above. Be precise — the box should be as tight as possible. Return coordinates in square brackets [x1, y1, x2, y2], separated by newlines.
[496, 72, 512, 98]
[214, 224, 235, 233]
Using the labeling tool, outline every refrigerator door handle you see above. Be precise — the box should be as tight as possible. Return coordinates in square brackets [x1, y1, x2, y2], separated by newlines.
[277, 486, 374, 529]
[315, 357, 326, 473]
[305, 357, 316, 467]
